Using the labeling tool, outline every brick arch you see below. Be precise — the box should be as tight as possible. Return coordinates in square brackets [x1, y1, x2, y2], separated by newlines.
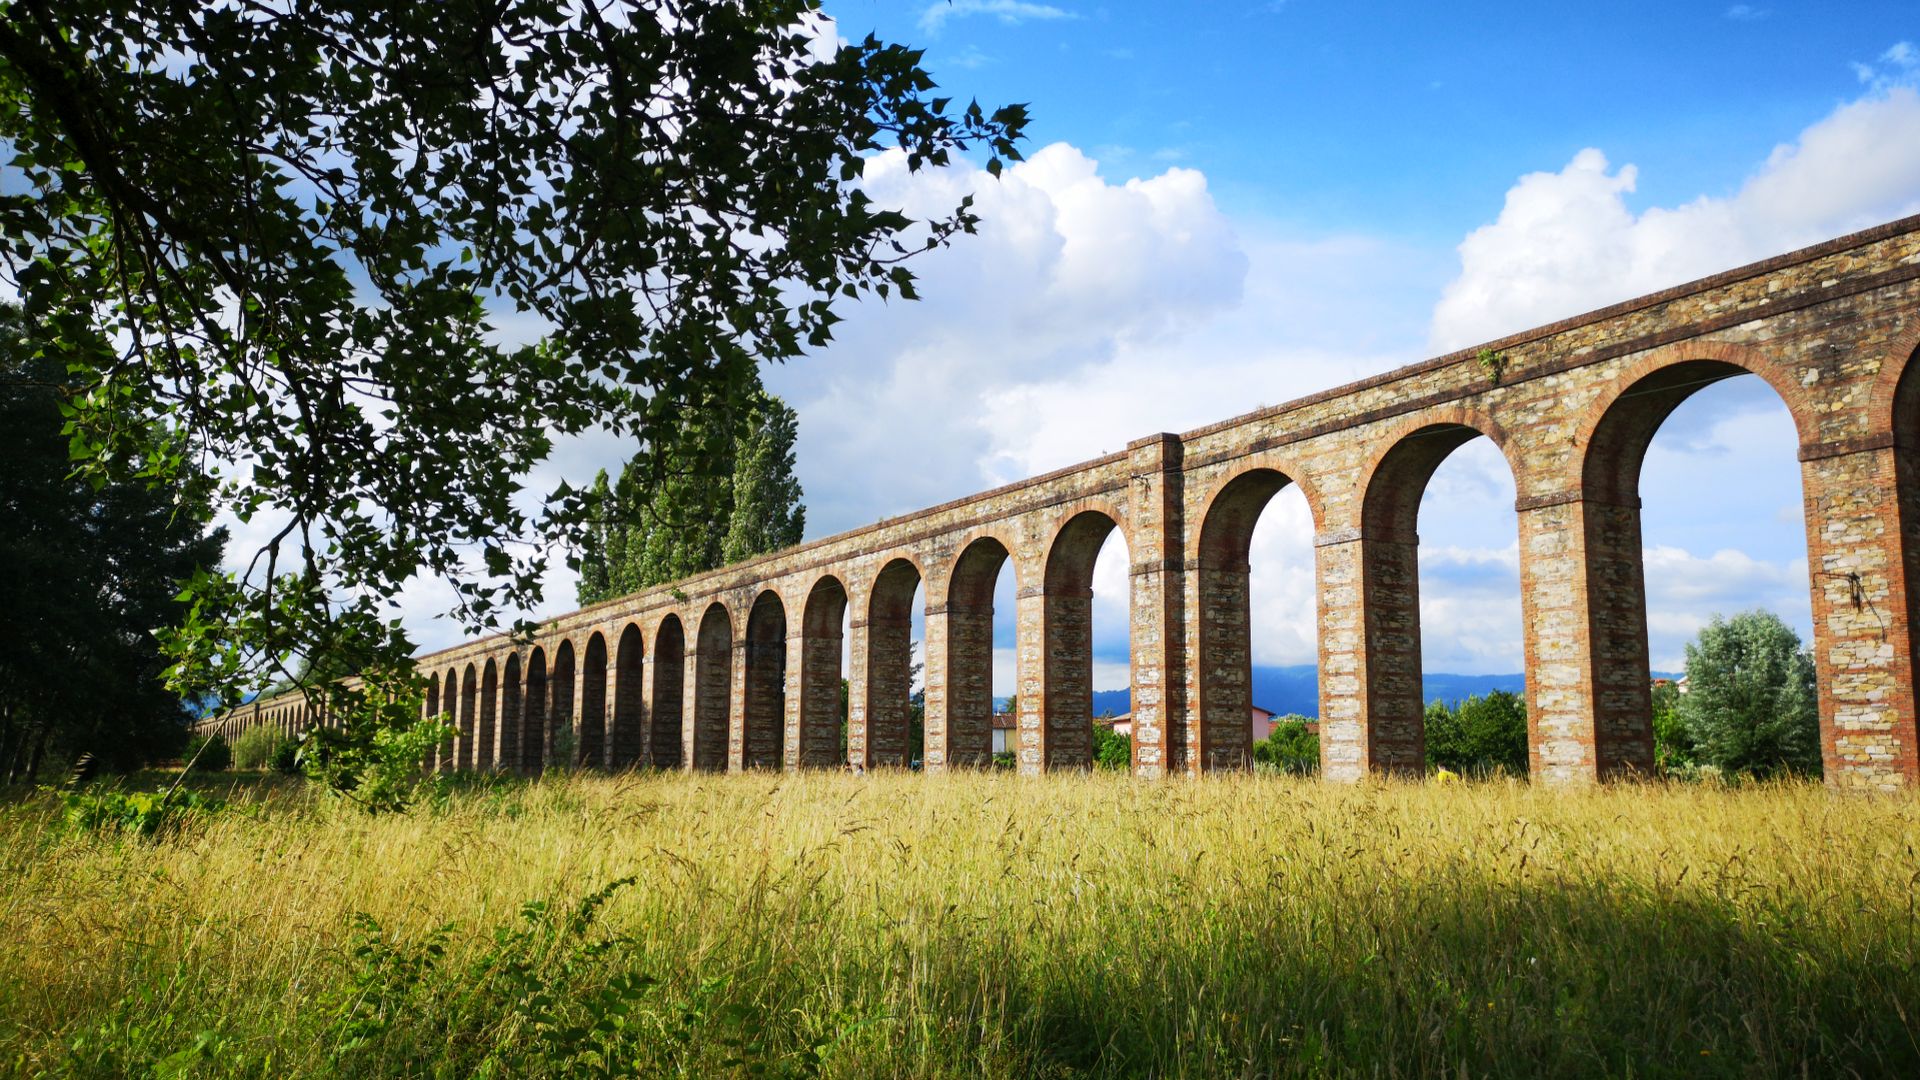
[1574, 340, 1808, 501]
[860, 557, 923, 767]
[1189, 452, 1326, 568]
[579, 631, 609, 769]
[610, 622, 645, 769]
[500, 651, 523, 773]
[1868, 323, 1920, 447]
[934, 528, 1020, 607]
[522, 645, 549, 773]
[1356, 405, 1516, 539]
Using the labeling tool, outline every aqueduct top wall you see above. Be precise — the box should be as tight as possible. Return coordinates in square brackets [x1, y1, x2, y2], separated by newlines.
[214, 214, 1920, 790]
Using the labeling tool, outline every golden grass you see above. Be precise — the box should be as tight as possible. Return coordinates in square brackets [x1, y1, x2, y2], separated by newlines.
[3, 770, 1917, 1077]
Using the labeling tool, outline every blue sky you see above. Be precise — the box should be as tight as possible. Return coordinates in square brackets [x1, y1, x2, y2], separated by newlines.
[373, 2, 1920, 700]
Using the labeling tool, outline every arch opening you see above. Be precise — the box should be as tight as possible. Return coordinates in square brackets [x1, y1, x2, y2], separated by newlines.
[1042, 511, 1128, 771]
[581, 633, 608, 769]
[1590, 364, 1816, 777]
[744, 591, 788, 769]
[652, 615, 686, 768]
[550, 641, 577, 768]
[480, 659, 498, 770]
[864, 559, 922, 767]
[1196, 468, 1313, 772]
[945, 537, 1013, 768]
[459, 665, 479, 771]
[501, 653, 523, 774]
[439, 669, 459, 772]
[613, 624, 645, 768]
[523, 647, 548, 773]
[799, 576, 849, 768]
[693, 604, 731, 770]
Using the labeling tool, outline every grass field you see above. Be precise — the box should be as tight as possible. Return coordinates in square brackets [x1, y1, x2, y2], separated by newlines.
[2, 770, 1917, 1078]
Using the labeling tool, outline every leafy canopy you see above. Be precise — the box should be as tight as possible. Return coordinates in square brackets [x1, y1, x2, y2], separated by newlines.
[1676, 610, 1821, 778]
[0, 1, 1027, 729]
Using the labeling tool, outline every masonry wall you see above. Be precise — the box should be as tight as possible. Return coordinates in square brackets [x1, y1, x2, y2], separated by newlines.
[213, 217, 1920, 791]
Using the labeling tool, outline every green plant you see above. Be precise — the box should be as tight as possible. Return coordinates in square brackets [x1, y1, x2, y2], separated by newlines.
[1676, 610, 1821, 778]
[61, 788, 226, 838]
[183, 733, 230, 773]
[992, 751, 1017, 770]
[1093, 724, 1131, 770]
[1476, 347, 1511, 385]
[1425, 692, 1529, 777]
[231, 726, 288, 771]
[1254, 716, 1321, 775]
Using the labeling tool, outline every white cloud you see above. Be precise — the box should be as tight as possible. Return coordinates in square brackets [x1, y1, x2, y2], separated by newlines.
[1430, 73, 1920, 350]
[1724, 5, 1767, 22]
[918, 1, 1078, 35]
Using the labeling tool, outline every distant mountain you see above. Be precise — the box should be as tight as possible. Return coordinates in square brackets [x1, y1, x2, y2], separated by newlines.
[1036, 666, 1677, 718]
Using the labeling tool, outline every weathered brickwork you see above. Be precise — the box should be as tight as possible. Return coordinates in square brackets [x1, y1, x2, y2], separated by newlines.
[209, 217, 1920, 791]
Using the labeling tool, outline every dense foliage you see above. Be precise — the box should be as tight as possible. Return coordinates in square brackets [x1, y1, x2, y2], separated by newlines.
[1424, 691, 1529, 777]
[1253, 715, 1320, 775]
[1675, 610, 1821, 778]
[577, 386, 805, 605]
[0, 308, 227, 782]
[0, 0, 1026, 774]
[1092, 722, 1130, 770]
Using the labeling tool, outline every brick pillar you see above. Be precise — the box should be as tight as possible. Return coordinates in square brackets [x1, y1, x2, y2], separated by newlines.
[1360, 531, 1427, 773]
[922, 600, 953, 772]
[783, 625, 806, 769]
[845, 611, 872, 769]
[1015, 578, 1046, 776]
[1513, 496, 1617, 784]
[729, 633, 749, 772]
[1314, 533, 1365, 781]
[478, 669, 498, 770]
[638, 652, 658, 768]
[497, 663, 521, 774]
[1804, 444, 1919, 788]
[568, 654, 587, 768]
[1125, 434, 1185, 779]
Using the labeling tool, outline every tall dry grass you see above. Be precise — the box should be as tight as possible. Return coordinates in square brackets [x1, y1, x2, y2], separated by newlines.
[2, 770, 1916, 1077]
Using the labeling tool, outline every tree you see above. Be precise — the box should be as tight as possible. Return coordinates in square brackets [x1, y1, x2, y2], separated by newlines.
[1424, 691, 1529, 777]
[1676, 611, 1821, 778]
[0, 306, 227, 780]
[577, 385, 805, 605]
[1093, 722, 1131, 771]
[1650, 678, 1693, 773]
[0, 1, 1025, 792]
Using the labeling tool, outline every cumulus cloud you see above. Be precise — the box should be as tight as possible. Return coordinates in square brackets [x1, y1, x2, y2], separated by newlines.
[918, 1, 1078, 35]
[1430, 70, 1920, 350]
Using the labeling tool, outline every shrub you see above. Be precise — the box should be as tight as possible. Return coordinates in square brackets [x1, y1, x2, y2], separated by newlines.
[183, 733, 230, 772]
[992, 751, 1016, 770]
[231, 726, 284, 771]
[62, 788, 226, 838]
[1254, 715, 1320, 775]
[1093, 724, 1131, 770]
[1425, 691, 1528, 777]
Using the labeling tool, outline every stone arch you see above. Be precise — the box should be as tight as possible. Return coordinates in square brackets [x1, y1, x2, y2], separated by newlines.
[612, 623, 645, 768]
[863, 557, 923, 767]
[550, 640, 577, 766]
[501, 652, 523, 773]
[1039, 508, 1130, 770]
[1347, 412, 1521, 775]
[798, 574, 849, 767]
[743, 590, 788, 769]
[692, 603, 731, 770]
[523, 647, 548, 772]
[459, 664, 479, 771]
[479, 659, 498, 770]
[580, 632, 609, 769]
[1573, 340, 1810, 777]
[941, 534, 1016, 768]
[1889, 341, 1920, 759]
[652, 614, 686, 768]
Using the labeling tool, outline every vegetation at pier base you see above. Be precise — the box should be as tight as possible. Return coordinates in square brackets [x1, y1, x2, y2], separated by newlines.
[4, 773, 1916, 1078]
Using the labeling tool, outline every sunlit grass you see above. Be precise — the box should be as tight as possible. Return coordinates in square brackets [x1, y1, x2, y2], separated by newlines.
[3, 770, 1916, 1077]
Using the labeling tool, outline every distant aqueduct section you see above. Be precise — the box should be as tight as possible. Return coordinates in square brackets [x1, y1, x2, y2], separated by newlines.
[209, 216, 1920, 791]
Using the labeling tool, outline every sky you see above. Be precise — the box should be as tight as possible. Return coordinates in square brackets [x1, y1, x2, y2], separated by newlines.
[384, 2, 1920, 696]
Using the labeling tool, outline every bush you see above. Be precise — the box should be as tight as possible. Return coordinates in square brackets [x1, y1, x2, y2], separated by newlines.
[232, 726, 287, 771]
[1425, 692, 1528, 777]
[992, 751, 1016, 770]
[62, 788, 227, 838]
[183, 733, 230, 772]
[1093, 724, 1131, 770]
[1253, 715, 1320, 775]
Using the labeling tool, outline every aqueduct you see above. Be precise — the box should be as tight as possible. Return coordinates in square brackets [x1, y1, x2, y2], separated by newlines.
[208, 216, 1920, 790]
